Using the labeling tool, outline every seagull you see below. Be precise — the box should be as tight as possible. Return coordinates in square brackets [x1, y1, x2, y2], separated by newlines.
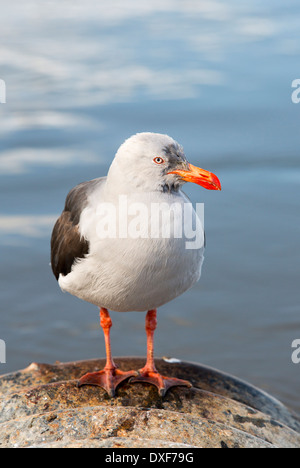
[51, 132, 221, 397]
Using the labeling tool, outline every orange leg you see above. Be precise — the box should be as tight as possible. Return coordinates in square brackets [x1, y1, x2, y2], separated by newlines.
[78, 308, 137, 397]
[130, 309, 192, 397]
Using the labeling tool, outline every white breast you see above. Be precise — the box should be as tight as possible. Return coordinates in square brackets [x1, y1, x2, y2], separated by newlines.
[59, 188, 204, 312]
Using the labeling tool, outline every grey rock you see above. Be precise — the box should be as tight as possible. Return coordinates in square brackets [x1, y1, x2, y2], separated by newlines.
[0, 357, 299, 448]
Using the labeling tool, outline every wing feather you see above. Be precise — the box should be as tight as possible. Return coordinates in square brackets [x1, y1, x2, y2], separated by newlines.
[50, 178, 104, 280]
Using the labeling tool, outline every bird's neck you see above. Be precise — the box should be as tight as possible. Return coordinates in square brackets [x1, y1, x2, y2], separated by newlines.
[106, 167, 160, 196]
[105, 176, 179, 199]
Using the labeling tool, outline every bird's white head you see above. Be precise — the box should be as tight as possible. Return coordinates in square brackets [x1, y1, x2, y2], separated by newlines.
[106, 132, 221, 193]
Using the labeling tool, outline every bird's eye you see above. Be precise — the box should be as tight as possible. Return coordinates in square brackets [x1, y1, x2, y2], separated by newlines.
[153, 157, 164, 165]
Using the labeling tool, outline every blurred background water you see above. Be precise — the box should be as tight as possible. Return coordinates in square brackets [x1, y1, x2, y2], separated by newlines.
[0, 0, 300, 412]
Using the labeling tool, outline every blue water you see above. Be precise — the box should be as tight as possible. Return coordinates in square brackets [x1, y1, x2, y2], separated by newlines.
[0, 0, 300, 412]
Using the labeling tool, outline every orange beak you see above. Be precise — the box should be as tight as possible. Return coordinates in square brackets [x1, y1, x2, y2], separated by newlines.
[168, 163, 221, 191]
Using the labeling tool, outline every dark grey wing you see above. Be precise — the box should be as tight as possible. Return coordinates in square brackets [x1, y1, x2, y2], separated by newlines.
[51, 212, 89, 280]
[51, 177, 105, 281]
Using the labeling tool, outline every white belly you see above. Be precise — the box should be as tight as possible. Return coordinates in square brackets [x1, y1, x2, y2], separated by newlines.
[59, 190, 205, 312]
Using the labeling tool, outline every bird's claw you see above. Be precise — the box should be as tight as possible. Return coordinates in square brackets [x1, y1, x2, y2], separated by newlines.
[130, 370, 192, 397]
[78, 368, 138, 398]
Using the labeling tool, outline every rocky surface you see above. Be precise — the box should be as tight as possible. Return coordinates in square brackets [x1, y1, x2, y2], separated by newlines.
[0, 357, 299, 448]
